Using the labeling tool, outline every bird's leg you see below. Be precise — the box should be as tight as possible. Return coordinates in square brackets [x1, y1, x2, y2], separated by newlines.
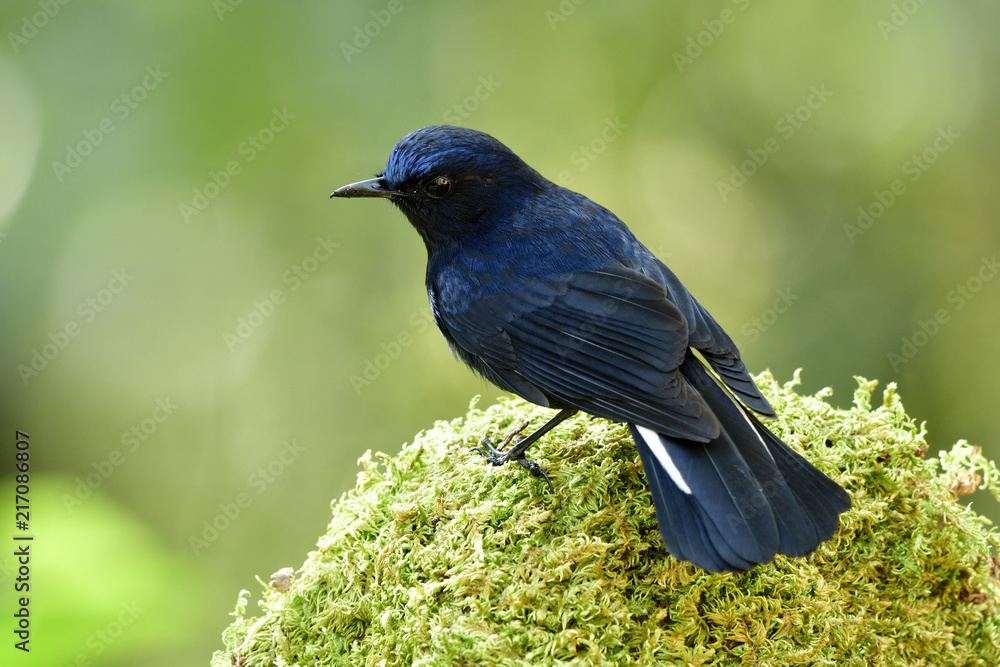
[503, 408, 577, 461]
[471, 408, 577, 491]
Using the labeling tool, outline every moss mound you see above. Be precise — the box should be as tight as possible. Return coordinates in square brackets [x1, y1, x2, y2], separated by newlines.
[211, 373, 1000, 666]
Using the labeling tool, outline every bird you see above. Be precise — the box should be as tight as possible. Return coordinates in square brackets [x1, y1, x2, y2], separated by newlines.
[331, 125, 851, 572]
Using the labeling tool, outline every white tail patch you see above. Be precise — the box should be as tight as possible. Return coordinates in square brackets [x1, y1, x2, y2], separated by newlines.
[636, 425, 692, 494]
[726, 389, 771, 453]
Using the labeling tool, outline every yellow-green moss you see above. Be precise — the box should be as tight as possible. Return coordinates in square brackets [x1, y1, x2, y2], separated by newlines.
[211, 372, 1000, 666]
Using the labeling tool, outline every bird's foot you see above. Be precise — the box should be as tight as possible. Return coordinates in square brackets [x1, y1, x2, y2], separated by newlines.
[472, 420, 529, 462]
[471, 421, 553, 492]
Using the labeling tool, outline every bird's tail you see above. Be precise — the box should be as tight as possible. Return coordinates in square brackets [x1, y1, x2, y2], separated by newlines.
[629, 356, 851, 572]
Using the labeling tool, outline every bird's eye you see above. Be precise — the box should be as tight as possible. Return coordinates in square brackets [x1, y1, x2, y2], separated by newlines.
[424, 176, 452, 199]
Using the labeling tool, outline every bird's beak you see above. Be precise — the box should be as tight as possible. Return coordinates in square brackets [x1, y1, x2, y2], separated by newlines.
[330, 177, 394, 199]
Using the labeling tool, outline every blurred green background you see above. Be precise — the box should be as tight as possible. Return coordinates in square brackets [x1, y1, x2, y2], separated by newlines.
[1, 1, 998, 664]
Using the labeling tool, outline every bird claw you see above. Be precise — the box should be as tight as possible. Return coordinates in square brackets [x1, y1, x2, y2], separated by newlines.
[514, 455, 554, 492]
[469, 439, 502, 465]
[470, 421, 553, 492]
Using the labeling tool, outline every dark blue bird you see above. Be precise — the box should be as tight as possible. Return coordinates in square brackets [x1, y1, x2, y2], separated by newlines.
[332, 125, 850, 572]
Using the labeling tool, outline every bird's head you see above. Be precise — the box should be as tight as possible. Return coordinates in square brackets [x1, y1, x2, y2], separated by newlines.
[332, 126, 545, 252]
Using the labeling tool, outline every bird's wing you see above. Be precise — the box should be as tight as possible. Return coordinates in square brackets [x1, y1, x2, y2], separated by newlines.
[440, 263, 722, 442]
[649, 258, 776, 417]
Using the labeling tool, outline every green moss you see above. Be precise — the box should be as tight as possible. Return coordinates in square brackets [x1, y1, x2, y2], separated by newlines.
[211, 372, 1000, 666]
